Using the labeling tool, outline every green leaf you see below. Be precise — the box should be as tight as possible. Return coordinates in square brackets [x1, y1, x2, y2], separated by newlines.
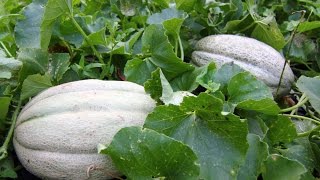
[54, 18, 83, 48]
[100, 126, 200, 180]
[175, 0, 196, 12]
[147, 8, 187, 25]
[144, 68, 162, 102]
[251, 21, 286, 51]
[147, 8, 187, 38]
[237, 134, 269, 180]
[298, 21, 320, 33]
[228, 72, 273, 103]
[145, 93, 249, 179]
[124, 58, 157, 85]
[0, 96, 11, 120]
[296, 76, 320, 114]
[262, 154, 307, 180]
[237, 99, 280, 115]
[84, 27, 107, 46]
[21, 74, 52, 101]
[279, 137, 320, 172]
[141, 24, 193, 79]
[41, 0, 72, 49]
[195, 63, 220, 92]
[144, 68, 195, 105]
[15, 0, 71, 49]
[0, 56, 22, 86]
[170, 63, 216, 92]
[264, 115, 298, 145]
[14, 0, 47, 49]
[125, 25, 193, 84]
[119, 0, 142, 16]
[0, 157, 17, 178]
[49, 53, 70, 83]
[18, 48, 49, 83]
[212, 63, 244, 94]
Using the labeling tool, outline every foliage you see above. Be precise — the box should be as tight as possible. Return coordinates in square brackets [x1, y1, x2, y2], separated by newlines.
[0, 0, 320, 179]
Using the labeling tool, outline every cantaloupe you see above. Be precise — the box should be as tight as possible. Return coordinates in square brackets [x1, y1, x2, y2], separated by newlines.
[13, 79, 156, 179]
[191, 34, 295, 96]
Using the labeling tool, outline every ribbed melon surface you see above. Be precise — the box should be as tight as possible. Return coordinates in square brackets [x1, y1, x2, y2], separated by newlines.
[192, 34, 295, 96]
[13, 80, 156, 180]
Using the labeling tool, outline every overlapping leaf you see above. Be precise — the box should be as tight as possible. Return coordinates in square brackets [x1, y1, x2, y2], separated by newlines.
[99, 127, 200, 179]
[145, 93, 249, 179]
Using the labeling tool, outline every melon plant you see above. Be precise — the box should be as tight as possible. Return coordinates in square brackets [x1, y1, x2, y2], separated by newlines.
[191, 34, 295, 96]
[13, 79, 156, 179]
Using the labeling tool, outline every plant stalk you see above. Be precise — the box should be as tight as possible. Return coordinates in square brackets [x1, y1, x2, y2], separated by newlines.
[276, 10, 306, 96]
[297, 125, 320, 137]
[69, 16, 109, 79]
[177, 35, 184, 61]
[280, 93, 308, 113]
[282, 114, 320, 125]
[0, 41, 13, 57]
[0, 100, 22, 161]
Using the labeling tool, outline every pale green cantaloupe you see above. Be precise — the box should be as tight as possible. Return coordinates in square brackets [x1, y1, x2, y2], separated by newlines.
[13, 79, 156, 180]
[191, 34, 295, 96]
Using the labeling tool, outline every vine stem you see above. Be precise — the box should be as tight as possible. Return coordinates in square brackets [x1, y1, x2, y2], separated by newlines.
[0, 41, 13, 57]
[282, 114, 320, 125]
[275, 10, 306, 96]
[0, 100, 22, 161]
[297, 125, 320, 138]
[177, 35, 184, 61]
[280, 93, 308, 113]
[69, 15, 110, 79]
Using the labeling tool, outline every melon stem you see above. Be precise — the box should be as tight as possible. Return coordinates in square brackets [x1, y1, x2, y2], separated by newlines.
[0, 100, 21, 160]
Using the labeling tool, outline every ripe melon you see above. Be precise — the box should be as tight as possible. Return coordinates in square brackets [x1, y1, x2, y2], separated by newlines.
[191, 34, 295, 96]
[13, 79, 156, 179]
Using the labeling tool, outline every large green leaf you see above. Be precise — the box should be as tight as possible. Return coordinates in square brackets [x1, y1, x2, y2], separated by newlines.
[296, 76, 320, 114]
[145, 93, 249, 179]
[17, 48, 49, 82]
[251, 21, 286, 51]
[15, 0, 71, 49]
[262, 154, 307, 180]
[237, 134, 269, 180]
[14, 0, 47, 49]
[124, 58, 157, 85]
[41, 0, 72, 48]
[20, 74, 52, 101]
[228, 72, 273, 103]
[279, 137, 320, 172]
[264, 115, 298, 145]
[237, 99, 280, 115]
[99, 126, 200, 179]
[212, 63, 244, 94]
